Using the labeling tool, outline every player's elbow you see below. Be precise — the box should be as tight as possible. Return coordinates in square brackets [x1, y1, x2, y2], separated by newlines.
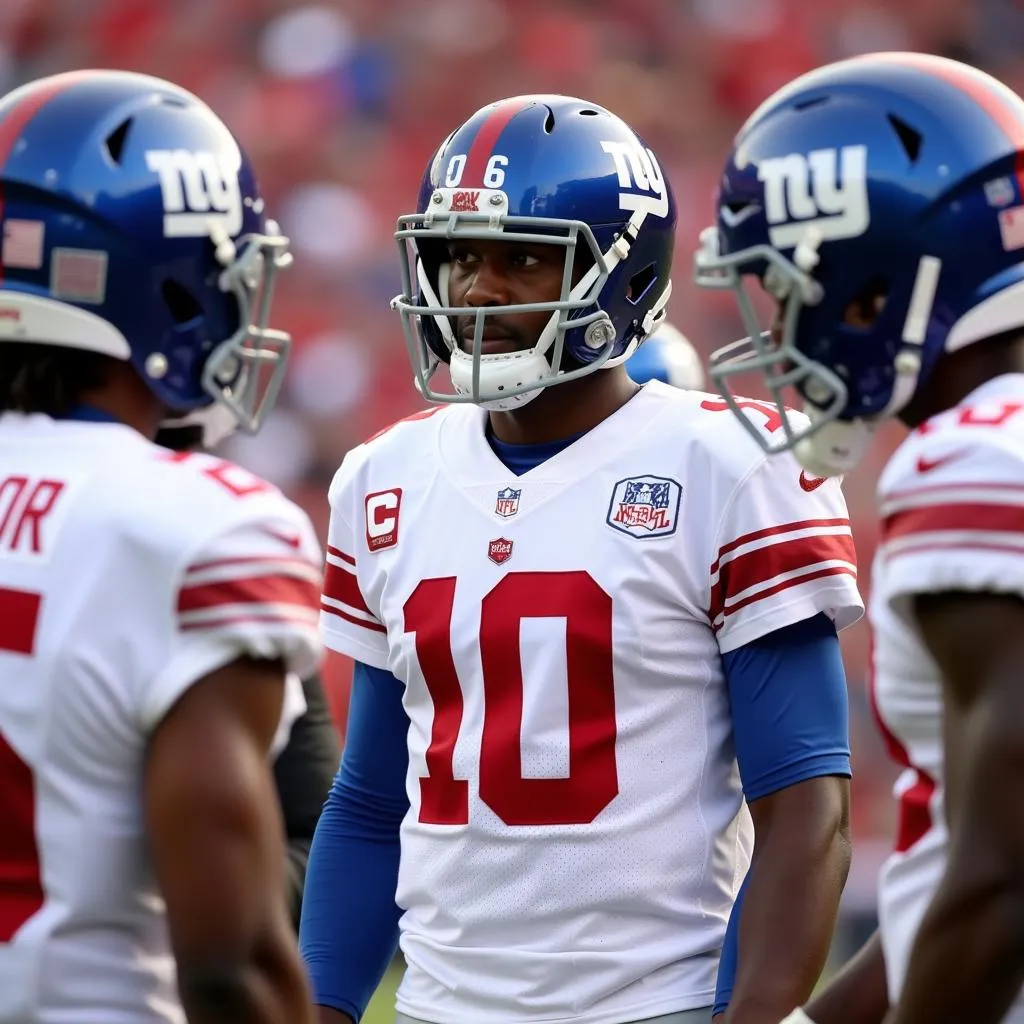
[813, 776, 853, 870]
[821, 775, 852, 850]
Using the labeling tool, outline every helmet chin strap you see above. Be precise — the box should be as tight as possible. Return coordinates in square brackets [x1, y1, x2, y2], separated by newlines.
[795, 347, 923, 477]
[158, 402, 238, 450]
[794, 416, 875, 477]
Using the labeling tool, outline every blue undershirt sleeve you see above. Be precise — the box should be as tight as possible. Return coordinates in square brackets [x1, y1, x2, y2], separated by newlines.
[712, 612, 851, 1014]
[298, 661, 410, 1021]
[722, 611, 851, 803]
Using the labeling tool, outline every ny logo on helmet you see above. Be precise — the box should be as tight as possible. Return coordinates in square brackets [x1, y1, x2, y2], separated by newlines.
[145, 149, 244, 239]
[758, 145, 869, 248]
[600, 140, 669, 219]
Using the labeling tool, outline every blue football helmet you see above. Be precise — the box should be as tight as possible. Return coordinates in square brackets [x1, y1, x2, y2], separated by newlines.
[0, 69, 291, 433]
[392, 95, 676, 409]
[694, 52, 1024, 475]
[626, 320, 705, 389]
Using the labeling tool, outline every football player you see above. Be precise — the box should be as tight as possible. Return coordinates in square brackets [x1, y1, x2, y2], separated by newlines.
[301, 95, 863, 1024]
[317, 318, 703, 755]
[0, 71, 318, 1023]
[694, 50, 1024, 1024]
[626, 320, 707, 389]
[154, 419, 340, 930]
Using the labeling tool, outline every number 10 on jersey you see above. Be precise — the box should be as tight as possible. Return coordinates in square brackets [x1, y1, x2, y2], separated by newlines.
[403, 570, 619, 828]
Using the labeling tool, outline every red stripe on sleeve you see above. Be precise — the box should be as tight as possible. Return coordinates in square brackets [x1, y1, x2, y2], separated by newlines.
[710, 531, 857, 624]
[322, 560, 373, 617]
[327, 544, 355, 566]
[710, 518, 850, 575]
[177, 573, 320, 614]
[882, 501, 1024, 543]
[321, 601, 388, 634]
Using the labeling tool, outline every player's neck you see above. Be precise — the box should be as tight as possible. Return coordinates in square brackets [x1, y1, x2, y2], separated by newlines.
[79, 362, 167, 440]
[899, 332, 1024, 428]
[487, 367, 641, 445]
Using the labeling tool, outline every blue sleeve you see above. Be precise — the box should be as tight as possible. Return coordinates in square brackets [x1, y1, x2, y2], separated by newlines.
[721, 612, 851, 803]
[298, 661, 410, 1021]
[713, 613, 850, 1014]
[713, 872, 748, 1015]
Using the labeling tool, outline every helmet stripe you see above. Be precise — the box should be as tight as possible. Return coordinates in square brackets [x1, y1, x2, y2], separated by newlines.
[864, 53, 1024, 189]
[463, 97, 532, 186]
[0, 71, 95, 284]
[867, 53, 1024, 145]
[0, 71, 96, 171]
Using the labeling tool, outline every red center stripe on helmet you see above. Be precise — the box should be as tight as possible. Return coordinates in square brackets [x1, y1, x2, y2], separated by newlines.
[0, 70, 94, 285]
[866, 53, 1024, 188]
[0, 71, 95, 171]
[462, 97, 533, 186]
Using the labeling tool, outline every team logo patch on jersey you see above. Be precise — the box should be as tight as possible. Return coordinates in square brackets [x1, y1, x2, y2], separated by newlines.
[488, 537, 513, 564]
[494, 486, 521, 518]
[365, 488, 402, 552]
[606, 475, 681, 538]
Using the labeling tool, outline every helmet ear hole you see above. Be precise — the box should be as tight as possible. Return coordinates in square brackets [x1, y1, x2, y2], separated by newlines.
[626, 263, 657, 306]
[161, 278, 204, 328]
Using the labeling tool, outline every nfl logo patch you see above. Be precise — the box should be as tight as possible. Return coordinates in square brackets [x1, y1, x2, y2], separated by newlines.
[606, 475, 681, 539]
[494, 486, 521, 518]
[488, 537, 513, 565]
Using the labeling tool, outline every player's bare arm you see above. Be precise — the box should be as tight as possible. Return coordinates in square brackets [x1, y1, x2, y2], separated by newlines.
[145, 656, 314, 1024]
[811, 931, 889, 1024]
[781, 931, 889, 1024]
[722, 776, 850, 1024]
[883, 591, 1024, 1024]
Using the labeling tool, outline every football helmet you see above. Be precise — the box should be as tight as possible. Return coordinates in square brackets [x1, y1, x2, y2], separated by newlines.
[392, 95, 676, 410]
[626, 320, 705, 389]
[0, 69, 291, 433]
[694, 52, 1024, 475]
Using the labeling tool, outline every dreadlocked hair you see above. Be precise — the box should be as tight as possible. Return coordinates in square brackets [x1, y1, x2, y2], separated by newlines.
[0, 343, 113, 416]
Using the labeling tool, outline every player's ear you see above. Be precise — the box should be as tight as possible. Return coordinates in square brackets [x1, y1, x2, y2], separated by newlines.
[841, 278, 888, 329]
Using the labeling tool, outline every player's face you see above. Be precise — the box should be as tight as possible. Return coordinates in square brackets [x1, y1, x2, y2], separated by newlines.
[446, 239, 567, 354]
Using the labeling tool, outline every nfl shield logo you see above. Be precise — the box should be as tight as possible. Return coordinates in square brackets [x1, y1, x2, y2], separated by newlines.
[606, 475, 681, 539]
[494, 486, 521, 518]
[488, 537, 514, 564]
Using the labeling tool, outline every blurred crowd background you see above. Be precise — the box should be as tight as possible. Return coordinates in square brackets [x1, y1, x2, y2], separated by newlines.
[6, 0, 1024, 954]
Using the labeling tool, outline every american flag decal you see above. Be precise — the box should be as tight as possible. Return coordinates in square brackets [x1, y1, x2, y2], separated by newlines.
[2, 220, 45, 270]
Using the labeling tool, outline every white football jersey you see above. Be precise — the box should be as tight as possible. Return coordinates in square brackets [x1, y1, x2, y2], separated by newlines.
[321, 382, 863, 1024]
[0, 413, 322, 1024]
[871, 373, 1024, 1021]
